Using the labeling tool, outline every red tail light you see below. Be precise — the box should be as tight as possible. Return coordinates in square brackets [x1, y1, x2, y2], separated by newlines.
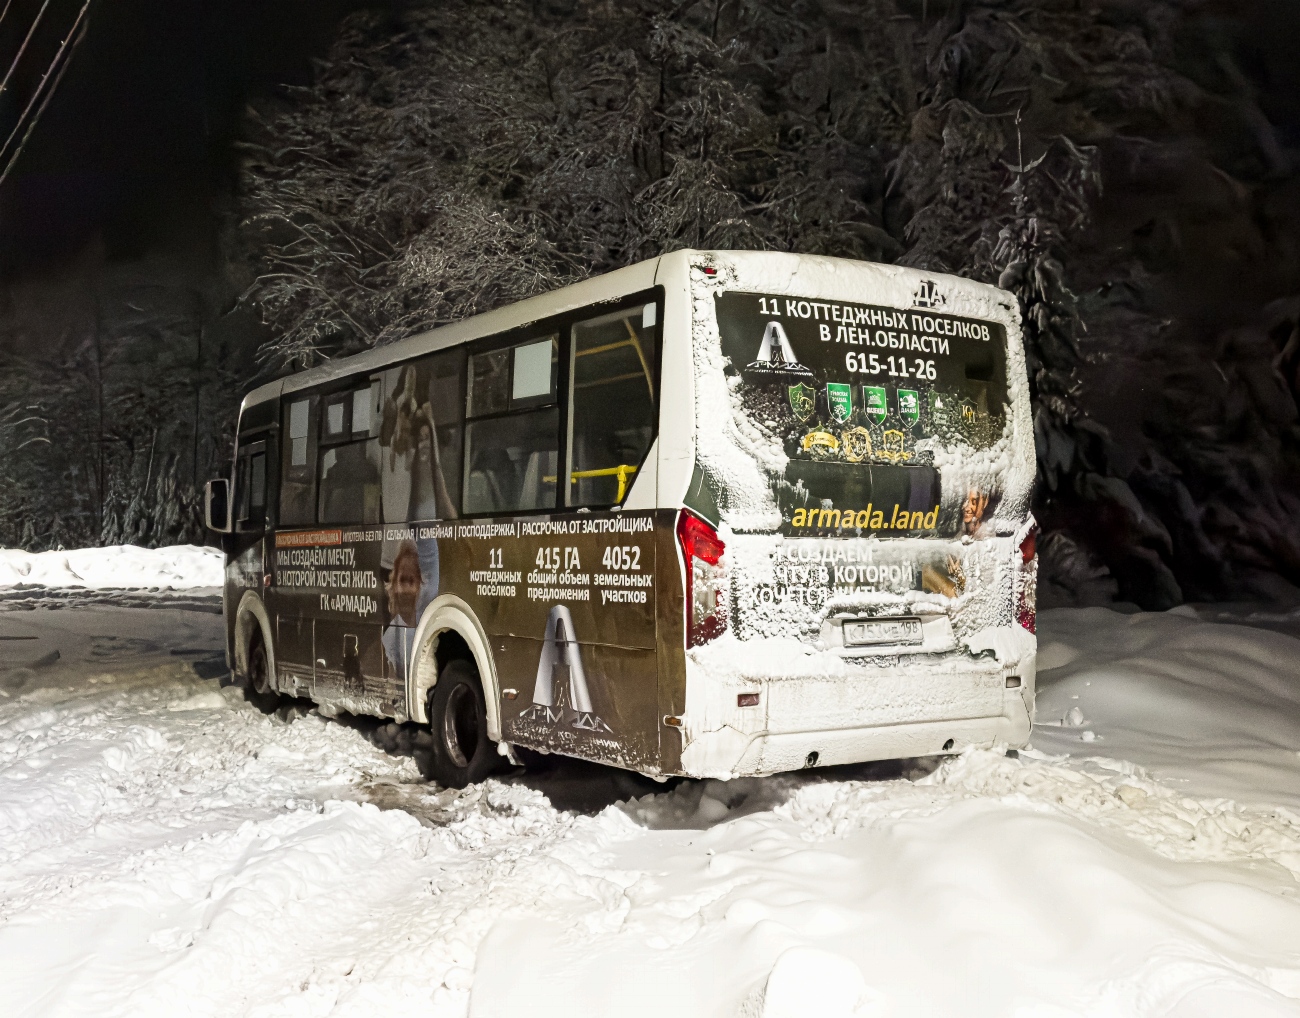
[1017, 524, 1038, 634]
[676, 511, 727, 646]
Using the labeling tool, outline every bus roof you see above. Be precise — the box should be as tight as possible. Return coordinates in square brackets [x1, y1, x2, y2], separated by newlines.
[239, 249, 1016, 418]
[240, 254, 665, 416]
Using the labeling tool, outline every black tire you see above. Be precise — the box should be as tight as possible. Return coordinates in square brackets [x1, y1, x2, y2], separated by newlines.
[244, 635, 281, 713]
[422, 658, 497, 788]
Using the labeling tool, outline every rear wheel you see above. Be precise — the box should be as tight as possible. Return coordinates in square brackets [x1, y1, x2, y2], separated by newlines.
[244, 634, 280, 713]
[421, 658, 497, 788]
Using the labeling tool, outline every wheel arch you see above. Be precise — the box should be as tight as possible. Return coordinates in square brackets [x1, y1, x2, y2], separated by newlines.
[234, 590, 276, 688]
[407, 594, 501, 740]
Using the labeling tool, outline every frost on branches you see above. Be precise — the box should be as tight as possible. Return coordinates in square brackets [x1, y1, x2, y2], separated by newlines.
[236, 0, 1300, 608]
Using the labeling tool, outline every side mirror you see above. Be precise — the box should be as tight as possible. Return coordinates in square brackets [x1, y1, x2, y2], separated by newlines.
[205, 478, 232, 533]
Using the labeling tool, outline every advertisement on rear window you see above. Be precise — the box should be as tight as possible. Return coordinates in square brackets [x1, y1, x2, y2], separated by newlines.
[714, 291, 1009, 537]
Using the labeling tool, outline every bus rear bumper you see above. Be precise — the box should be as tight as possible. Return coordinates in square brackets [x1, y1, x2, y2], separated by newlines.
[677, 707, 1031, 780]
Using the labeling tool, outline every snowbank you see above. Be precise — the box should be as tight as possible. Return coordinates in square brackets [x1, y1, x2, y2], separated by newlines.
[0, 544, 223, 590]
[0, 605, 1298, 1017]
[1033, 606, 1300, 809]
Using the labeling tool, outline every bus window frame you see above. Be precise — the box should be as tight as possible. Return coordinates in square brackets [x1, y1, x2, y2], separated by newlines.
[312, 373, 384, 527]
[269, 284, 664, 527]
[461, 325, 565, 517]
[234, 435, 271, 533]
[455, 286, 663, 518]
[279, 395, 319, 528]
[564, 293, 664, 511]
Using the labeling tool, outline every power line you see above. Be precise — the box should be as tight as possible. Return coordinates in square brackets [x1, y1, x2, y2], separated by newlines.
[0, 0, 92, 171]
[0, 0, 91, 190]
[0, 0, 54, 99]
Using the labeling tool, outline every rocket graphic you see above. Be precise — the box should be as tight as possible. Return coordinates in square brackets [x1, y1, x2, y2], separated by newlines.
[523, 604, 611, 732]
[742, 320, 814, 383]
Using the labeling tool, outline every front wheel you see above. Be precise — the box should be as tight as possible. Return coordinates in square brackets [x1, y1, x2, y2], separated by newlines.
[421, 659, 497, 788]
[244, 635, 280, 713]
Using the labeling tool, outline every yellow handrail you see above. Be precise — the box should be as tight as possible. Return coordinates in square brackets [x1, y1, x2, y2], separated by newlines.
[543, 464, 639, 502]
[572, 321, 655, 401]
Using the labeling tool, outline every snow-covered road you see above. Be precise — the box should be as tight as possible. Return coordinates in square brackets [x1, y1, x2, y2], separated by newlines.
[2, 604, 1299, 1018]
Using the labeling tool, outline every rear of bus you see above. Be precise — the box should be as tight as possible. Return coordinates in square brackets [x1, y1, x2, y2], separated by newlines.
[659, 251, 1037, 779]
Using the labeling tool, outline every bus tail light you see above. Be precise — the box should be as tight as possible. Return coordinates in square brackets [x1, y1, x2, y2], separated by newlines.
[677, 511, 727, 646]
[1017, 524, 1038, 634]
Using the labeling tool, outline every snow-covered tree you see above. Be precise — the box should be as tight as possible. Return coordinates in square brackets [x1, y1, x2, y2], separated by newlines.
[237, 0, 1300, 607]
[0, 240, 258, 550]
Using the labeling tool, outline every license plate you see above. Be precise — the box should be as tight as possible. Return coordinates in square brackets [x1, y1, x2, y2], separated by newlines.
[842, 616, 924, 647]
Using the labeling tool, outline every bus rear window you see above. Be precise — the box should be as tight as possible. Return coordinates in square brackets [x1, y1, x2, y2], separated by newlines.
[714, 291, 1009, 535]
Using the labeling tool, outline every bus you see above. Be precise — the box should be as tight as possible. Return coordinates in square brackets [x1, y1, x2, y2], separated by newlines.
[206, 250, 1037, 787]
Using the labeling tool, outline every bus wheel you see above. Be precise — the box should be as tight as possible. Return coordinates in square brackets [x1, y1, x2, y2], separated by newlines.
[423, 659, 495, 788]
[244, 634, 280, 713]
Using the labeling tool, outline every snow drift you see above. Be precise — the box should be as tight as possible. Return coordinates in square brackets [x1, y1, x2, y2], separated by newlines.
[0, 544, 223, 590]
[0, 604, 1298, 1016]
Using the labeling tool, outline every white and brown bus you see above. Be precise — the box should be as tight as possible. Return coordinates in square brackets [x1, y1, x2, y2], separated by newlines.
[206, 250, 1037, 787]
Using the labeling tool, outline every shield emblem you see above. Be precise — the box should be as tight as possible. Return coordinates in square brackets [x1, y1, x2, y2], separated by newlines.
[881, 429, 910, 463]
[826, 383, 852, 424]
[863, 385, 887, 424]
[788, 383, 815, 421]
[841, 427, 871, 463]
[898, 389, 920, 426]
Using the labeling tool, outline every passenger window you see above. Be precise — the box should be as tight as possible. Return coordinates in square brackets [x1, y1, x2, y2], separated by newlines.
[462, 334, 560, 516]
[288, 400, 310, 466]
[463, 409, 559, 515]
[326, 398, 347, 437]
[378, 350, 465, 522]
[280, 398, 317, 526]
[317, 440, 381, 523]
[352, 387, 374, 435]
[567, 302, 659, 506]
[317, 380, 383, 525]
[467, 349, 510, 417]
[428, 351, 465, 515]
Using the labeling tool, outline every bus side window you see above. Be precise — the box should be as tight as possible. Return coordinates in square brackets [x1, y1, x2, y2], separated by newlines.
[377, 351, 465, 523]
[280, 397, 318, 527]
[566, 300, 659, 507]
[462, 336, 560, 516]
[317, 384, 382, 525]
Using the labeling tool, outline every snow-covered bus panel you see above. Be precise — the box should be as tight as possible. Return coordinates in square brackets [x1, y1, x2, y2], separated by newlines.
[658, 251, 1036, 775]
[670, 249, 1034, 537]
[674, 583, 1037, 779]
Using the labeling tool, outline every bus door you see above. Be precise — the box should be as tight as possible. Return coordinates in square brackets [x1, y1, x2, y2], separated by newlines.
[226, 436, 269, 650]
[271, 385, 393, 710]
[271, 395, 319, 695]
[307, 382, 392, 712]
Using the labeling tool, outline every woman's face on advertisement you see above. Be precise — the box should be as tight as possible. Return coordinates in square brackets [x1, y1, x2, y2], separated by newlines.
[388, 554, 421, 623]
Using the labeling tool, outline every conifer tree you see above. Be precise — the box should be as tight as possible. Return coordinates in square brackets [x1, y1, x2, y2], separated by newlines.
[238, 0, 1300, 606]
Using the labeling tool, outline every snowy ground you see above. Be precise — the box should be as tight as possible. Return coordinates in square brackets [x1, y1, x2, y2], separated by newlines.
[1, 604, 1299, 1018]
[0, 544, 224, 590]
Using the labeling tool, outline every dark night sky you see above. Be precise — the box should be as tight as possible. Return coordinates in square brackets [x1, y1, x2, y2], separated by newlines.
[0, 0, 381, 276]
[1, 0, 1297, 282]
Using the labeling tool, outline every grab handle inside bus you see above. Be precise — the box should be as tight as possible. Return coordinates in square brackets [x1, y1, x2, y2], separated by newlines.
[543, 464, 639, 503]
